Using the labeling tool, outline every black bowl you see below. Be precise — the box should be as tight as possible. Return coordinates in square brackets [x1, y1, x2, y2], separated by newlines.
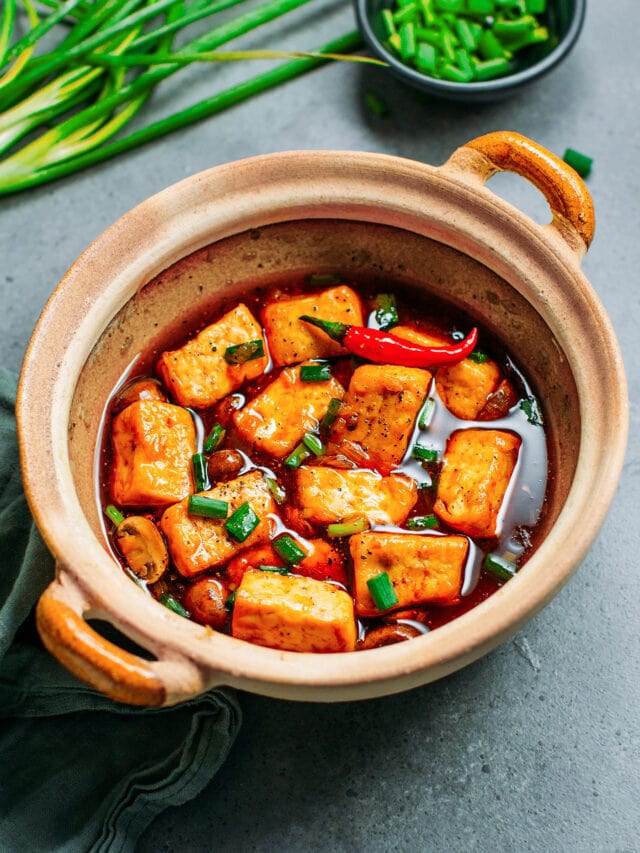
[354, 0, 586, 101]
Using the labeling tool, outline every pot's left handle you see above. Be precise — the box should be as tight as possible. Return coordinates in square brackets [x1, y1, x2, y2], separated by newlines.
[36, 572, 212, 706]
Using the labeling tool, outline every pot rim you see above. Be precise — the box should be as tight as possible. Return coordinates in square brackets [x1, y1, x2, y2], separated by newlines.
[17, 145, 628, 701]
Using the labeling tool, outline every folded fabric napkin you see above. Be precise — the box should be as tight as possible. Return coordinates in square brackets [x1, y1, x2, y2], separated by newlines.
[0, 368, 242, 853]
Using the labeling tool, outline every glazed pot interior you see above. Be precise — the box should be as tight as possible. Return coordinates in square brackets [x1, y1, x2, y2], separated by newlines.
[70, 218, 579, 559]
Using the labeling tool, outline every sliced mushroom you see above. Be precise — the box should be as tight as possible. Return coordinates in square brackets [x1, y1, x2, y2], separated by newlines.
[358, 623, 422, 650]
[115, 516, 169, 583]
[207, 449, 244, 483]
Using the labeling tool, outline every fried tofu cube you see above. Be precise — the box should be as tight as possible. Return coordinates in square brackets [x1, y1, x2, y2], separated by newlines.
[329, 364, 432, 473]
[295, 466, 417, 526]
[157, 304, 268, 408]
[434, 428, 521, 538]
[225, 538, 347, 588]
[262, 286, 364, 367]
[233, 363, 345, 458]
[231, 569, 357, 653]
[110, 400, 195, 507]
[351, 532, 469, 616]
[160, 471, 278, 577]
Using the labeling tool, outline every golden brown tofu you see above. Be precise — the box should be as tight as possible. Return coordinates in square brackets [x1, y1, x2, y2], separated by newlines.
[262, 286, 364, 367]
[436, 359, 503, 420]
[160, 471, 278, 577]
[295, 466, 417, 526]
[110, 400, 195, 507]
[231, 569, 357, 653]
[351, 531, 469, 616]
[157, 304, 268, 408]
[233, 363, 345, 458]
[434, 428, 521, 538]
[329, 364, 431, 473]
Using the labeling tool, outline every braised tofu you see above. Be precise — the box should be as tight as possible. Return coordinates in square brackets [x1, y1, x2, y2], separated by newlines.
[434, 428, 521, 538]
[226, 539, 347, 588]
[231, 569, 357, 653]
[436, 359, 504, 420]
[262, 286, 364, 367]
[329, 364, 431, 473]
[295, 466, 417, 526]
[351, 532, 469, 616]
[233, 363, 345, 458]
[110, 400, 195, 507]
[157, 304, 268, 408]
[160, 471, 278, 577]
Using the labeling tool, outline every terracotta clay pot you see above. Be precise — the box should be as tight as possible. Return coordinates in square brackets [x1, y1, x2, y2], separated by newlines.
[18, 132, 628, 706]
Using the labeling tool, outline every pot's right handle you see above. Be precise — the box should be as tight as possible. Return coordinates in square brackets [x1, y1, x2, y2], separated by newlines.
[444, 130, 595, 257]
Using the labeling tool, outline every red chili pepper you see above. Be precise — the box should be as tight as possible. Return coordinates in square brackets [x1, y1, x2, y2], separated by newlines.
[299, 316, 478, 368]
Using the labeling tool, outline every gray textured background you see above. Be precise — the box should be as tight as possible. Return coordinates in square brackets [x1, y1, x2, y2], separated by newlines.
[1, 1, 638, 850]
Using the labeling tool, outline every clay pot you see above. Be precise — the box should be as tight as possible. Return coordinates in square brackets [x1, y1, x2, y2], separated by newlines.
[18, 132, 627, 706]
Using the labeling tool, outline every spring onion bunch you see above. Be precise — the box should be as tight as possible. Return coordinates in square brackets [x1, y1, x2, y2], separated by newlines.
[0, 0, 376, 195]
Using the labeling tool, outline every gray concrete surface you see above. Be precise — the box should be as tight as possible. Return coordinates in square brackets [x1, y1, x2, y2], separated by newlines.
[1, 1, 638, 851]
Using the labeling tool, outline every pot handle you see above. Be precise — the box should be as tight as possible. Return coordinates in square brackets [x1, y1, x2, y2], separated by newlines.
[36, 571, 212, 706]
[445, 130, 595, 255]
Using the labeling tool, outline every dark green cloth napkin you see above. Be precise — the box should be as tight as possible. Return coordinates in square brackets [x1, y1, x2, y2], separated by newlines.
[0, 368, 242, 852]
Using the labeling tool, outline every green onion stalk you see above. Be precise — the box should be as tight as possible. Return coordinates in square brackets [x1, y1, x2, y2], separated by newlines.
[0, 0, 384, 195]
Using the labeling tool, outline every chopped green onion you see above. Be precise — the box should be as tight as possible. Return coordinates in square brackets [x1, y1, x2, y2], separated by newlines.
[520, 395, 543, 426]
[224, 339, 264, 364]
[225, 590, 236, 609]
[367, 572, 399, 611]
[320, 397, 343, 433]
[484, 553, 517, 582]
[327, 516, 369, 537]
[159, 593, 190, 619]
[284, 443, 312, 469]
[192, 452, 209, 492]
[272, 534, 307, 564]
[468, 350, 489, 363]
[306, 272, 342, 286]
[418, 397, 436, 430]
[374, 293, 399, 330]
[188, 494, 229, 519]
[381, 8, 397, 36]
[473, 57, 511, 80]
[265, 476, 286, 504]
[406, 514, 438, 530]
[258, 564, 291, 574]
[225, 502, 260, 542]
[563, 148, 592, 178]
[399, 21, 416, 59]
[300, 363, 331, 382]
[302, 432, 325, 456]
[203, 423, 225, 454]
[105, 504, 124, 526]
[412, 443, 439, 463]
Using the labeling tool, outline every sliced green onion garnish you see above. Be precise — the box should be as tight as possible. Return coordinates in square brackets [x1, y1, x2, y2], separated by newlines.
[203, 423, 225, 454]
[225, 502, 260, 542]
[412, 444, 439, 463]
[406, 514, 438, 530]
[520, 395, 544, 426]
[188, 494, 229, 519]
[265, 476, 286, 505]
[320, 397, 343, 433]
[468, 350, 489, 363]
[224, 339, 264, 364]
[484, 553, 517, 583]
[258, 564, 291, 575]
[367, 572, 399, 611]
[302, 432, 325, 456]
[373, 293, 399, 330]
[300, 363, 331, 382]
[105, 504, 124, 526]
[563, 147, 592, 178]
[306, 272, 342, 286]
[272, 534, 307, 564]
[159, 593, 190, 619]
[225, 590, 236, 610]
[418, 397, 436, 430]
[284, 443, 312, 469]
[192, 452, 209, 492]
[327, 516, 369, 537]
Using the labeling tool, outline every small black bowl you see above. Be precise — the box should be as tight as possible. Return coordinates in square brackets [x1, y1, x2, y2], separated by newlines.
[354, 0, 586, 101]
